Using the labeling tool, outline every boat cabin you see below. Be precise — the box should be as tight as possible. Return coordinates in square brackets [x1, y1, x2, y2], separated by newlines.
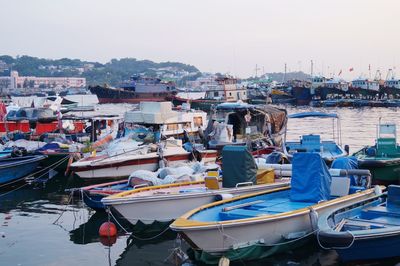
[351, 79, 380, 91]
[310, 76, 326, 89]
[384, 79, 400, 89]
[204, 76, 247, 102]
[324, 79, 349, 91]
[207, 102, 287, 148]
[374, 123, 400, 157]
[124, 101, 207, 140]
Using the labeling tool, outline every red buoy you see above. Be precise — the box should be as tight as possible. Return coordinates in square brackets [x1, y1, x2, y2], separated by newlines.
[100, 235, 117, 247]
[99, 222, 117, 237]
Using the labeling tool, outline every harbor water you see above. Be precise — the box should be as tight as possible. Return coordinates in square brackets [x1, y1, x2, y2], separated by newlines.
[2, 105, 400, 266]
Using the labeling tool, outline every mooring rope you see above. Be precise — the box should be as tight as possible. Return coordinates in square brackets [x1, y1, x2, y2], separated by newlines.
[106, 207, 171, 241]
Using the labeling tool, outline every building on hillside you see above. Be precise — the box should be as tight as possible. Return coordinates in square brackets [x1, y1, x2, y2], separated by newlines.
[7, 71, 86, 90]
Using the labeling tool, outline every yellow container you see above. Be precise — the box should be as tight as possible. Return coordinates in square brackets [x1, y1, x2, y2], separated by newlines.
[205, 176, 220, 190]
[256, 168, 275, 184]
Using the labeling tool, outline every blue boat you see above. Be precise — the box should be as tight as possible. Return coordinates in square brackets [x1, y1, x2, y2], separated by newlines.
[170, 153, 375, 263]
[0, 155, 47, 186]
[317, 185, 400, 262]
[79, 179, 132, 210]
[283, 112, 347, 164]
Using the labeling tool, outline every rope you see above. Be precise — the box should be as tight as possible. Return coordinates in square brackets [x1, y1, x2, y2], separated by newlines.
[106, 207, 129, 234]
[52, 191, 74, 224]
[0, 182, 30, 198]
[107, 207, 171, 241]
[0, 156, 69, 189]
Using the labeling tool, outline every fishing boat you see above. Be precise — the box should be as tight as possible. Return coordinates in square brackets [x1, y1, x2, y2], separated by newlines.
[102, 146, 290, 225]
[0, 155, 47, 185]
[316, 185, 400, 262]
[283, 112, 347, 164]
[207, 102, 287, 155]
[90, 76, 176, 104]
[70, 138, 217, 180]
[170, 152, 377, 263]
[353, 123, 400, 184]
[173, 76, 247, 111]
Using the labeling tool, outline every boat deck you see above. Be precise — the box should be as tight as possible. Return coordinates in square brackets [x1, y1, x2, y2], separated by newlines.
[219, 198, 313, 220]
[337, 186, 400, 231]
[286, 136, 344, 159]
[190, 189, 323, 222]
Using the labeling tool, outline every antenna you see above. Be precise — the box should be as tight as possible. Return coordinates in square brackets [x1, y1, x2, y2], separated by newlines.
[283, 63, 287, 82]
[310, 60, 314, 77]
[369, 64, 371, 79]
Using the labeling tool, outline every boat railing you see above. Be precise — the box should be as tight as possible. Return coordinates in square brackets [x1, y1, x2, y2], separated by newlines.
[235, 182, 253, 188]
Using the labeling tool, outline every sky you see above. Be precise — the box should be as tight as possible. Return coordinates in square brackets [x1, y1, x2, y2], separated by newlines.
[1, 0, 400, 80]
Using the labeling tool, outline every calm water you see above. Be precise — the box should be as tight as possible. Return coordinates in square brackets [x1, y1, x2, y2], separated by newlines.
[2, 105, 400, 266]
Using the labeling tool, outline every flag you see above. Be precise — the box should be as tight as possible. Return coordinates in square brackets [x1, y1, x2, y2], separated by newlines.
[338, 70, 342, 76]
[349, 67, 354, 72]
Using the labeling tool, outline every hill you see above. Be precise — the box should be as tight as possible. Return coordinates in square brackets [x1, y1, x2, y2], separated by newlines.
[0, 55, 201, 86]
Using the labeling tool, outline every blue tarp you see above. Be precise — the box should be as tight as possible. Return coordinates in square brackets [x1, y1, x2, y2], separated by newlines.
[36, 143, 61, 151]
[331, 156, 358, 185]
[290, 153, 332, 203]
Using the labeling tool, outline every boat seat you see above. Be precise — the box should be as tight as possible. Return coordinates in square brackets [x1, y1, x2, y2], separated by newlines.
[363, 185, 400, 218]
[330, 176, 351, 197]
[219, 208, 276, 220]
[245, 199, 290, 210]
[261, 201, 311, 213]
[362, 205, 400, 218]
[300, 135, 321, 151]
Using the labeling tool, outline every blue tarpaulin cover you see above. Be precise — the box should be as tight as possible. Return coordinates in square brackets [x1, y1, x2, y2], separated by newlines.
[290, 152, 332, 203]
[331, 156, 358, 185]
[37, 143, 61, 151]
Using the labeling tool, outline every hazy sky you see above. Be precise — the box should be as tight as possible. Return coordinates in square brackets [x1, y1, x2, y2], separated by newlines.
[1, 0, 400, 79]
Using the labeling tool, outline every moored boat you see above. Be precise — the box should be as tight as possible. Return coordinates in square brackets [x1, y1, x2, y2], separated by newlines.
[70, 139, 217, 180]
[0, 155, 47, 186]
[90, 76, 176, 104]
[170, 153, 376, 263]
[173, 76, 247, 111]
[283, 112, 347, 164]
[78, 161, 218, 210]
[316, 185, 400, 262]
[102, 146, 289, 225]
[353, 123, 400, 184]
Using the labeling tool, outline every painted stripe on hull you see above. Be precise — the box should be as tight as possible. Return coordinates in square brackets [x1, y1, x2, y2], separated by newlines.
[70, 153, 191, 172]
[98, 97, 170, 104]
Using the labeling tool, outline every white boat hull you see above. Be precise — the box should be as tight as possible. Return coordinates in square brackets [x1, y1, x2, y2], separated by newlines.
[103, 182, 289, 225]
[171, 189, 378, 254]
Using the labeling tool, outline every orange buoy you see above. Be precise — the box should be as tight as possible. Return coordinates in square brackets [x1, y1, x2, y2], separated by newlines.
[99, 222, 117, 237]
